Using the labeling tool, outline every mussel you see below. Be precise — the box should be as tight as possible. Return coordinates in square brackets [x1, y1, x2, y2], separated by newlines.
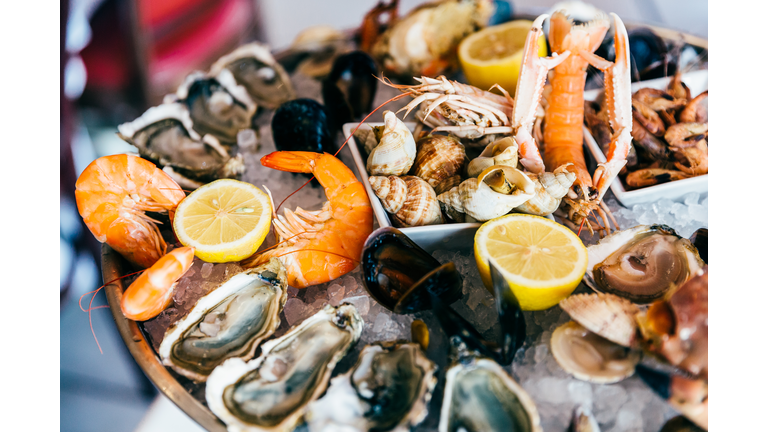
[271, 99, 334, 154]
[361, 227, 462, 313]
[321, 51, 378, 134]
[584, 225, 704, 303]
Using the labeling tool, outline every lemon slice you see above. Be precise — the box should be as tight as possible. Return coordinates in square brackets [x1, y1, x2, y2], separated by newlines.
[474, 214, 587, 311]
[458, 20, 547, 96]
[173, 179, 272, 263]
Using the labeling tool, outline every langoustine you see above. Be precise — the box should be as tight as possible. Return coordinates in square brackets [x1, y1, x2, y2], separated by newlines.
[243, 151, 373, 288]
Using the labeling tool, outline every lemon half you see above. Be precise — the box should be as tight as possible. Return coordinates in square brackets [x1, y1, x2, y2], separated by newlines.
[173, 179, 272, 263]
[474, 214, 587, 311]
[458, 20, 547, 96]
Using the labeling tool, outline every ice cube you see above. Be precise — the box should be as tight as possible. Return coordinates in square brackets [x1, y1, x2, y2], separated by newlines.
[283, 298, 307, 326]
[200, 262, 214, 279]
[327, 283, 345, 306]
[342, 295, 370, 317]
[683, 192, 700, 206]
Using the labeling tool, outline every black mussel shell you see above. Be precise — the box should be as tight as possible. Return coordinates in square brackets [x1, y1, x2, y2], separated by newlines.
[490, 261, 526, 363]
[272, 98, 334, 154]
[660, 416, 706, 432]
[688, 228, 707, 264]
[322, 51, 378, 134]
[628, 28, 675, 81]
[361, 227, 462, 313]
[182, 77, 254, 144]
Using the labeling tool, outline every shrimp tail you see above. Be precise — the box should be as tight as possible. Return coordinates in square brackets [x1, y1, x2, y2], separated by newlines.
[260, 151, 318, 173]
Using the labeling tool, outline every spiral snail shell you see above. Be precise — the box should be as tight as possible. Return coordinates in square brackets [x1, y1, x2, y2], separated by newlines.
[369, 175, 443, 227]
[411, 134, 467, 195]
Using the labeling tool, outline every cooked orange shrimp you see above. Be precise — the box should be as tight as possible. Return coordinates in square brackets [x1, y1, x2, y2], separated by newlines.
[75, 154, 186, 268]
[243, 152, 373, 288]
[121, 247, 195, 321]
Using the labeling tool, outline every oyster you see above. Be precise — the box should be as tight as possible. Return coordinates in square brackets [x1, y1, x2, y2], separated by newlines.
[584, 225, 704, 303]
[158, 258, 287, 382]
[366, 111, 417, 176]
[369, 175, 443, 227]
[206, 304, 363, 432]
[305, 342, 437, 432]
[438, 165, 535, 222]
[411, 134, 467, 195]
[118, 103, 245, 188]
[361, 227, 462, 313]
[466, 136, 518, 178]
[210, 42, 296, 110]
[167, 71, 257, 144]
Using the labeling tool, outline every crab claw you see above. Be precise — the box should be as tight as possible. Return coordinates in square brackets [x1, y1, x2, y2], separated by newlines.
[513, 14, 570, 174]
[581, 13, 633, 201]
[636, 365, 708, 430]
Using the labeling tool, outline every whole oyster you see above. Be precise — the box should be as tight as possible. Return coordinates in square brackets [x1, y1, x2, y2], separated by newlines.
[117, 103, 244, 189]
[206, 304, 363, 432]
[305, 342, 437, 432]
[158, 258, 287, 382]
[584, 225, 704, 303]
[210, 42, 296, 110]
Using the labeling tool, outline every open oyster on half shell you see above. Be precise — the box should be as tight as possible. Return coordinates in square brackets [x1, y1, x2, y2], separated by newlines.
[165, 71, 257, 144]
[206, 304, 363, 432]
[118, 103, 245, 189]
[584, 225, 704, 303]
[158, 258, 287, 382]
[305, 342, 437, 432]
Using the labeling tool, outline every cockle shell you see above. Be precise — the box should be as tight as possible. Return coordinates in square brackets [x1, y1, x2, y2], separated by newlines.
[437, 165, 535, 222]
[515, 164, 577, 216]
[559, 293, 640, 348]
[366, 111, 417, 176]
[466, 136, 519, 178]
[369, 176, 443, 227]
[411, 134, 467, 195]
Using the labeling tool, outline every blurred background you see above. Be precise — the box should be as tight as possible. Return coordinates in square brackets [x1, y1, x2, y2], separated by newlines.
[59, 1, 706, 431]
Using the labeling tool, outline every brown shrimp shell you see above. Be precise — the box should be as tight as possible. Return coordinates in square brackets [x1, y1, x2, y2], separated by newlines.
[411, 135, 467, 195]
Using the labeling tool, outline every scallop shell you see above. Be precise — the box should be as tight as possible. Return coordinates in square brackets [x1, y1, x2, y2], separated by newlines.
[369, 176, 443, 227]
[466, 136, 519, 178]
[366, 111, 417, 176]
[559, 293, 640, 347]
[515, 164, 577, 216]
[437, 165, 535, 222]
[411, 134, 467, 195]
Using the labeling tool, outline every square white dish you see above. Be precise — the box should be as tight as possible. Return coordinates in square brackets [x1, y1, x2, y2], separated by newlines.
[342, 122, 482, 253]
[582, 69, 708, 207]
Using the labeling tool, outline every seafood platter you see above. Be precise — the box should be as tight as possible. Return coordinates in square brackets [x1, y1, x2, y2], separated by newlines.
[79, 2, 709, 432]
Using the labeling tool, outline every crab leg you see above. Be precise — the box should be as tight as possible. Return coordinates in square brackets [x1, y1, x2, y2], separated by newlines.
[581, 13, 633, 201]
[512, 14, 571, 173]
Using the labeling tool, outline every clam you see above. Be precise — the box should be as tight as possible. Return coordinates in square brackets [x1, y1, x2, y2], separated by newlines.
[361, 227, 462, 313]
[551, 293, 641, 384]
[210, 42, 296, 110]
[411, 134, 467, 195]
[466, 136, 518, 178]
[168, 71, 257, 144]
[366, 111, 417, 176]
[117, 103, 245, 188]
[305, 342, 437, 432]
[438, 165, 535, 222]
[158, 258, 287, 382]
[369, 175, 443, 227]
[584, 225, 704, 303]
[515, 164, 577, 216]
[206, 304, 363, 432]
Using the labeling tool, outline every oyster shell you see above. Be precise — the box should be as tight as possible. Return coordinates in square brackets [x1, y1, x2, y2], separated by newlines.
[411, 134, 467, 195]
[440, 358, 542, 432]
[305, 342, 437, 432]
[559, 293, 640, 347]
[210, 42, 296, 110]
[167, 71, 257, 144]
[369, 175, 443, 227]
[158, 258, 287, 382]
[438, 165, 535, 222]
[551, 321, 640, 384]
[366, 111, 417, 176]
[584, 225, 704, 303]
[118, 103, 245, 185]
[361, 227, 462, 313]
[206, 304, 363, 432]
[466, 136, 518, 178]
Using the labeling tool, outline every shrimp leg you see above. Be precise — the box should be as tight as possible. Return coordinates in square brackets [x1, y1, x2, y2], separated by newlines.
[579, 13, 633, 201]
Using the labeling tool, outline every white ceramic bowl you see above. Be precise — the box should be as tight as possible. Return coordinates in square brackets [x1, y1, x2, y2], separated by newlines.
[583, 69, 708, 207]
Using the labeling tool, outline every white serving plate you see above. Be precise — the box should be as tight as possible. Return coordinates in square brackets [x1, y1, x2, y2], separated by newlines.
[583, 69, 708, 207]
[342, 122, 482, 253]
